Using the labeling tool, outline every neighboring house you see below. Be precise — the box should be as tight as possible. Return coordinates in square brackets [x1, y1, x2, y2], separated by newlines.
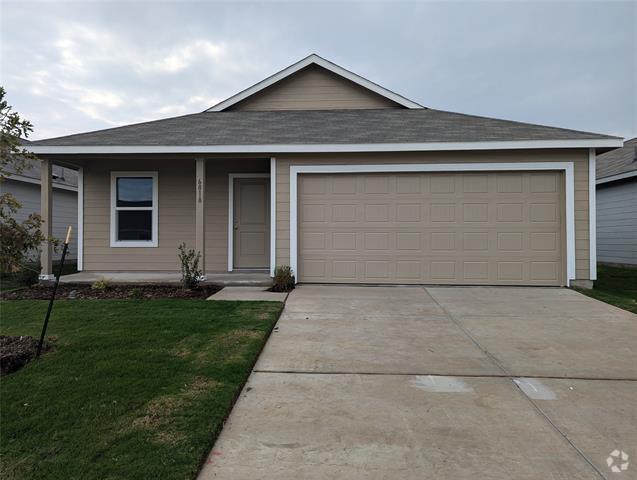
[27, 54, 622, 286]
[0, 150, 78, 261]
[596, 137, 637, 266]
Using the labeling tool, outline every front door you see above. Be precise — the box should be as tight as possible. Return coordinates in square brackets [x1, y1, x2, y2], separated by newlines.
[233, 177, 270, 269]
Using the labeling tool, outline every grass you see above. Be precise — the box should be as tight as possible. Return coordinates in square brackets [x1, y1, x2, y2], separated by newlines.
[0, 299, 283, 480]
[574, 264, 637, 313]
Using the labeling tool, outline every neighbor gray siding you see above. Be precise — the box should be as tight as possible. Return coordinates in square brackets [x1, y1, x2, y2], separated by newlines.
[596, 180, 637, 266]
[0, 179, 78, 260]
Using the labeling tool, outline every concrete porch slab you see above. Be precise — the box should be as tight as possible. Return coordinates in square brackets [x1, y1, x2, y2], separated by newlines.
[207, 287, 288, 302]
[59, 271, 272, 287]
[197, 373, 599, 480]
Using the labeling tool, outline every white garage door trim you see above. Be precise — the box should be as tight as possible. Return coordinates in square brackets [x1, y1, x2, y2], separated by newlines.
[290, 162, 575, 285]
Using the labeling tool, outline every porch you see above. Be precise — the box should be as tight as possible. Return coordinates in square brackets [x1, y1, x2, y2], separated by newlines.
[59, 270, 273, 287]
[38, 156, 276, 281]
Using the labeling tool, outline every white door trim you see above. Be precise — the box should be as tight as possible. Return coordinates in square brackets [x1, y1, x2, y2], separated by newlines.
[227, 173, 271, 272]
[290, 162, 576, 285]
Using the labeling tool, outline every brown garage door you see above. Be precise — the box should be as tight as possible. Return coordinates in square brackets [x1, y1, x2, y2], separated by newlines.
[298, 171, 564, 285]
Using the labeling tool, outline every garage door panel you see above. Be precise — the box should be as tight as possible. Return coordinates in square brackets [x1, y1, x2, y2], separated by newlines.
[298, 172, 563, 285]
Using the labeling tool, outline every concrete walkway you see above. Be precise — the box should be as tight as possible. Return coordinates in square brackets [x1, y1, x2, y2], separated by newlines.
[207, 286, 288, 302]
[199, 286, 637, 480]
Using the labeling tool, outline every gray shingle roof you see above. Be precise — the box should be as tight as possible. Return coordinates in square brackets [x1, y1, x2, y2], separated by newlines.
[31, 109, 618, 147]
[597, 137, 637, 180]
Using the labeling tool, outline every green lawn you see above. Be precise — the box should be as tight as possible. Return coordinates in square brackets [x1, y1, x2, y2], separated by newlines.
[575, 264, 637, 313]
[0, 299, 282, 480]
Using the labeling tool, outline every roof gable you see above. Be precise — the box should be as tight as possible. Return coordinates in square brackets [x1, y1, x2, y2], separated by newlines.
[206, 54, 423, 112]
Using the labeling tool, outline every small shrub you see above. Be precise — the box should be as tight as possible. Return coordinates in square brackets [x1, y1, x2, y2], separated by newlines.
[91, 278, 110, 290]
[271, 266, 295, 292]
[128, 287, 144, 299]
[177, 243, 202, 290]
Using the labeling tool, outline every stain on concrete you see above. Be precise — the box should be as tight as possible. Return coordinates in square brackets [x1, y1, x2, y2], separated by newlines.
[410, 375, 474, 393]
[513, 378, 557, 400]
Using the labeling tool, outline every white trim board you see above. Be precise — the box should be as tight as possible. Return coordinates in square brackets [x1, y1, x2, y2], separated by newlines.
[289, 162, 576, 286]
[596, 170, 637, 185]
[227, 173, 272, 272]
[270, 158, 277, 277]
[110, 171, 158, 248]
[588, 149, 597, 281]
[206, 54, 423, 111]
[25, 138, 623, 155]
[77, 168, 84, 271]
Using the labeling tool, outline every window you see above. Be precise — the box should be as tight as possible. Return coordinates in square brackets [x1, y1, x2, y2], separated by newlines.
[110, 172, 158, 247]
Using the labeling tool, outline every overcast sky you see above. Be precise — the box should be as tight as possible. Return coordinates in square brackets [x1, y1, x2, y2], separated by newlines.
[1, 0, 635, 141]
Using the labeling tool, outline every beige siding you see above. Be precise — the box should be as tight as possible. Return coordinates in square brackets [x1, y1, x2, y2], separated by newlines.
[275, 149, 592, 281]
[83, 158, 268, 272]
[228, 65, 402, 111]
[80, 150, 591, 282]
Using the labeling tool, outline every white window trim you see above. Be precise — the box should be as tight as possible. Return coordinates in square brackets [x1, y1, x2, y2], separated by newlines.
[289, 162, 576, 286]
[110, 171, 158, 248]
[227, 173, 272, 272]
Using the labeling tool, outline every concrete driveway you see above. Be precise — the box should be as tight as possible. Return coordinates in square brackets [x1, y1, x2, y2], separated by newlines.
[199, 286, 637, 480]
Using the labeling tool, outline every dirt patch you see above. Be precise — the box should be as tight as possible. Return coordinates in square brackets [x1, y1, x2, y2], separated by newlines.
[0, 335, 53, 375]
[1, 284, 221, 300]
[130, 377, 221, 445]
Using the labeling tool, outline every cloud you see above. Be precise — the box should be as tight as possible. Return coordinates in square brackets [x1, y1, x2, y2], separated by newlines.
[142, 40, 227, 73]
[0, 1, 634, 140]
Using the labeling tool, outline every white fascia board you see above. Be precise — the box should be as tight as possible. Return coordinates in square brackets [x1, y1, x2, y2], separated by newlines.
[206, 54, 423, 112]
[596, 170, 637, 185]
[289, 162, 577, 286]
[24, 138, 624, 155]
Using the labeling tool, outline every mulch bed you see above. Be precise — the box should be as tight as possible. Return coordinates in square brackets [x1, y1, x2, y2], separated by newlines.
[1, 335, 53, 375]
[1, 284, 221, 300]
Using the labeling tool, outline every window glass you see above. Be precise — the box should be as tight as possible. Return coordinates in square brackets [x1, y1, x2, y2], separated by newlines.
[117, 210, 152, 241]
[117, 177, 153, 207]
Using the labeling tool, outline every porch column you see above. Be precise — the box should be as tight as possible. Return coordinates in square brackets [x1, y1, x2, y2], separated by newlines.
[195, 158, 206, 275]
[40, 158, 53, 280]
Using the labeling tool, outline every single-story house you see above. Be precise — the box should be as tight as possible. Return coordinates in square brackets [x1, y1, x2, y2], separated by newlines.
[26, 54, 623, 287]
[0, 149, 78, 261]
[596, 137, 636, 266]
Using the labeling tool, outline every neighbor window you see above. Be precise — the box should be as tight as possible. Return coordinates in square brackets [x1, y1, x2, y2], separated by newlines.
[110, 172, 158, 247]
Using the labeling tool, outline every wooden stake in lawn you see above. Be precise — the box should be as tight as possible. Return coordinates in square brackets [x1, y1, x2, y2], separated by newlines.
[36, 226, 72, 358]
